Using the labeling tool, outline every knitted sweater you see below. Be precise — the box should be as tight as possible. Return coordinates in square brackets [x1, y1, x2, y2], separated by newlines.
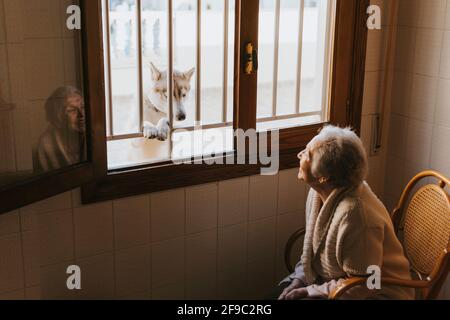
[287, 182, 415, 300]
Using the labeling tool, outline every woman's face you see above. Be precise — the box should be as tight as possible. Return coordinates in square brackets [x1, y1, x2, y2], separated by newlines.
[297, 140, 316, 184]
[65, 94, 85, 133]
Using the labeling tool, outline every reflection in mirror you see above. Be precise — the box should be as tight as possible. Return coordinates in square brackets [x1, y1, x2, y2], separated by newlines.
[0, 0, 85, 188]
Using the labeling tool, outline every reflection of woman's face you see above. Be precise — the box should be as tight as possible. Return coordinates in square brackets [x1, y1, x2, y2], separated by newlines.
[65, 94, 85, 133]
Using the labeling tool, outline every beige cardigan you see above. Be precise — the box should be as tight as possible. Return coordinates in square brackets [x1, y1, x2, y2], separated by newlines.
[286, 182, 415, 300]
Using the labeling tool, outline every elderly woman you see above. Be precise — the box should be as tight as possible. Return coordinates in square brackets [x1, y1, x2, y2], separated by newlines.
[278, 126, 414, 300]
[33, 86, 86, 173]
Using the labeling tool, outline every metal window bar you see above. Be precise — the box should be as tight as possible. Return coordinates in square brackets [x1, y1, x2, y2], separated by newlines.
[295, 0, 305, 115]
[105, 0, 114, 137]
[271, 0, 281, 118]
[105, 1, 334, 142]
[222, 0, 229, 123]
[196, 0, 202, 124]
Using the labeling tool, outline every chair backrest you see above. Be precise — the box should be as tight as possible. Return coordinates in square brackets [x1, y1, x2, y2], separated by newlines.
[392, 171, 450, 299]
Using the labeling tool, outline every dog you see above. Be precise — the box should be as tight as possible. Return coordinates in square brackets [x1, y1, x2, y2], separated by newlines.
[143, 62, 195, 141]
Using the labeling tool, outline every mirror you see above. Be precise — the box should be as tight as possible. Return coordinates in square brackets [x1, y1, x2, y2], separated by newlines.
[0, 0, 86, 188]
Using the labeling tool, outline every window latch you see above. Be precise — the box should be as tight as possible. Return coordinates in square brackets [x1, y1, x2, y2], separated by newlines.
[244, 42, 258, 75]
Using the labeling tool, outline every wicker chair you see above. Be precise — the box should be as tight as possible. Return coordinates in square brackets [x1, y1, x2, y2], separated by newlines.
[284, 170, 450, 300]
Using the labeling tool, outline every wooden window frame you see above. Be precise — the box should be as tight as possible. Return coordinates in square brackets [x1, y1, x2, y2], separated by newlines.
[0, 0, 369, 214]
[81, 0, 369, 204]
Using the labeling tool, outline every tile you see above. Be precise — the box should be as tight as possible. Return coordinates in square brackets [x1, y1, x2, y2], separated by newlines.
[186, 230, 217, 279]
[152, 283, 185, 300]
[434, 78, 450, 127]
[365, 28, 387, 72]
[76, 253, 115, 300]
[248, 175, 278, 221]
[275, 212, 305, 281]
[447, 0, 450, 30]
[391, 71, 413, 117]
[40, 261, 77, 300]
[387, 114, 408, 159]
[430, 125, 450, 177]
[74, 202, 114, 259]
[186, 183, 218, 235]
[23, 0, 62, 39]
[0, 289, 25, 300]
[218, 269, 248, 300]
[24, 38, 65, 100]
[21, 192, 72, 216]
[248, 216, 277, 265]
[384, 156, 406, 200]
[218, 177, 249, 227]
[0, 2, 5, 43]
[405, 119, 433, 167]
[151, 189, 185, 242]
[413, 29, 444, 77]
[397, 0, 420, 27]
[0, 234, 24, 294]
[38, 209, 74, 266]
[362, 71, 383, 116]
[0, 210, 20, 236]
[417, 0, 447, 29]
[115, 245, 151, 297]
[367, 155, 385, 197]
[116, 291, 150, 300]
[21, 231, 40, 287]
[3, 0, 25, 42]
[63, 38, 82, 86]
[186, 273, 217, 300]
[277, 169, 306, 215]
[6, 44, 25, 107]
[151, 237, 184, 289]
[113, 196, 150, 250]
[360, 115, 373, 154]
[247, 262, 276, 299]
[394, 27, 416, 72]
[25, 286, 41, 300]
[218, 224, 247, 273]
[11, 108, 32, 172]
[409, 75, 438, 123]
[440, 31, 450, 79]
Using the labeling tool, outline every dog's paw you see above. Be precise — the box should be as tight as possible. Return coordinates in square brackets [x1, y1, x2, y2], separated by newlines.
[143, 122, 159, 139]
[156, 119, 170, 141]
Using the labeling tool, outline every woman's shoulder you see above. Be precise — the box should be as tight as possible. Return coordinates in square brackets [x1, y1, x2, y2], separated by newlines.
[336, 183, 390, 228]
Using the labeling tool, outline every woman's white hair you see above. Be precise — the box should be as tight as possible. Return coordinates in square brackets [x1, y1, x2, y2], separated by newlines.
[310, 125, 368, 188]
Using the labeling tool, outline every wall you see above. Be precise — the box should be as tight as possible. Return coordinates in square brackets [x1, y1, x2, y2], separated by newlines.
[382, 0, 450, 298]
[0, 170, 307, 300]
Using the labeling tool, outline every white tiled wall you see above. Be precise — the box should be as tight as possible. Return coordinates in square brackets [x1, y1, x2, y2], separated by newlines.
[0, 169, 308, 300]
[384, 0, 450, 299]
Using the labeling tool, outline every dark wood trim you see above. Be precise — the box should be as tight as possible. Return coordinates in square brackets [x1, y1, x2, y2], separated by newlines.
[0, 0, 100, 215]
[80, 0, 369, 205]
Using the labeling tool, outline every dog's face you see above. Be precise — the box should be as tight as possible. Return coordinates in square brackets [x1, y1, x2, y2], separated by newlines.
[149, 62, 195, 122]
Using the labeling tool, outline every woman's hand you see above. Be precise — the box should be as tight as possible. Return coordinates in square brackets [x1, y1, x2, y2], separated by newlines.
[278, 279, 306, 300]
[285, 288, 309, 300]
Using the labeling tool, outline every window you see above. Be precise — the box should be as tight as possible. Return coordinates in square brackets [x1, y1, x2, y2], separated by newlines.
[77, 0, 369, 205]
[102, 0, 338, 170]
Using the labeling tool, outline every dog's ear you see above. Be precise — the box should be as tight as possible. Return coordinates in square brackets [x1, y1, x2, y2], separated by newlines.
[150, 62, 162, 81]
[183, 67, 195, 81]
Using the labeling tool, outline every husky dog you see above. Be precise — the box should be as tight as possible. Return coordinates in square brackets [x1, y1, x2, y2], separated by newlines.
[143, 62, 195, 141]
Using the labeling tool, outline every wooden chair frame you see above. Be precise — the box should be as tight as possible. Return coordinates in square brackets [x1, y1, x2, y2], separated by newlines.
[284, 170, 450, 300]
